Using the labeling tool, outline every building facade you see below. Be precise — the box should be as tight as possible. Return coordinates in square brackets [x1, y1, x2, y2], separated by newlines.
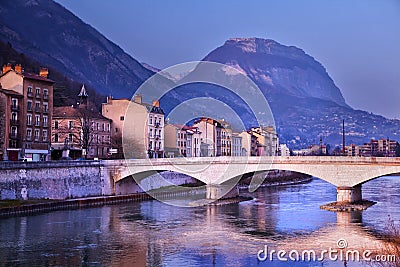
[52, 86, 111, 159]
[0, 64, 53, 161]
[103, 95, 164, 159]
[101, 97, 131, 158]
[231, 133, 243, 157]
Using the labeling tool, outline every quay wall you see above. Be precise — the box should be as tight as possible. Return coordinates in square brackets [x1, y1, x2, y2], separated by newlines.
[0, 161, 112, 200]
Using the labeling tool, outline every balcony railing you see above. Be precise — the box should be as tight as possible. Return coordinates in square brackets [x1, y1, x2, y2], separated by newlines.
[10, 119, 19, 126]
[43, 108, 48, 114]
[27, 106, 32, 112]
[43, 94, 48, 100]
[35, 107, 41, 113]
[35, 93, 41, 99]
[27, 92, 34, 98]
[11, 105, 19, 111]
[26, 136, 32, 141]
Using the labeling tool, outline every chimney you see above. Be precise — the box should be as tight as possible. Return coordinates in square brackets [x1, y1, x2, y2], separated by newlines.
[133, 94, 142, 104]
[14, 64, 22, 73]
[39, 67, 48, 78]
[2, 63, 12, 74]
[152, 100, 160, 107]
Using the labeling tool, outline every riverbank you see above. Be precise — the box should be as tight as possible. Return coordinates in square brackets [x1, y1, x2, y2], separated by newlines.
[0, 174, 313, 218]
[0, 188, 205, 218]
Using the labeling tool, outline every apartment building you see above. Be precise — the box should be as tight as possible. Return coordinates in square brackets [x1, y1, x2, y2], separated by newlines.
[0, 64, 53, 161]
[102, 95, 164, 159]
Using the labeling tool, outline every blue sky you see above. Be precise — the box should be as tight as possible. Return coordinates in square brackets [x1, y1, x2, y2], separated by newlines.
[56, 0, 400, 118]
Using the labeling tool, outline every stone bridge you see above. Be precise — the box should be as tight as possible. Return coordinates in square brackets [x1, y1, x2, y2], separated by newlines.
[104, 156, 400, 202]
[1, 156, 400, 203]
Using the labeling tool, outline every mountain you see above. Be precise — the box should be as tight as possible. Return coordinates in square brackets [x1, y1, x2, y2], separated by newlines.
[0, 0, 154, 98]
[161, 38, 400, 148]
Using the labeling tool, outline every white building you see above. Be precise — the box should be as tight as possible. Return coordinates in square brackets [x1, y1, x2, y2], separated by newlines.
[279, 144, 291, 156]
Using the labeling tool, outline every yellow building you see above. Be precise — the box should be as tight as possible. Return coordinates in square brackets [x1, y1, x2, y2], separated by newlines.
[102, 95, 164, 159]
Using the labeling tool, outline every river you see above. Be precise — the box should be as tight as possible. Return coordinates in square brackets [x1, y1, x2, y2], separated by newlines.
[0, 176, 399, 266]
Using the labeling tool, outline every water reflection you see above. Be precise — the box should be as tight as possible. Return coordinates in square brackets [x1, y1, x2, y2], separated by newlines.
[0, 177, 399, 266]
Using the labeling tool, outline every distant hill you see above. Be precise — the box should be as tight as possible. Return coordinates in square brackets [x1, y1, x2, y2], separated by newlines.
[0, 0, 155, 98]
[161, 38, 400, 149]
[0, 39, 104, 108]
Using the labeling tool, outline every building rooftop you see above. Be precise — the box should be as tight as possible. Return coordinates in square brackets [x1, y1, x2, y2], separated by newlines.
[0, 88, 23, 97]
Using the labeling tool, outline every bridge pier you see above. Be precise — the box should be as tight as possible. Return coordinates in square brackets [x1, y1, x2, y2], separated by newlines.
[336, 185, 362, 203]
[206, 184, 239, 200]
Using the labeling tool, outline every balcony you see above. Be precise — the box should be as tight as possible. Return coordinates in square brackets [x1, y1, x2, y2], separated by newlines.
[27, 106, 33, 112]
[155, 122, 160, 128]
[26, 136, 32, 141]
[11, 105, 19, 111]
[10, 119, 19, 126]
[35, 107, 41, 113]
[43, 94, 48, 100]
[35, 93, 41, 99]
[43, 108, 48, 114]
[27, 92, 34, 98]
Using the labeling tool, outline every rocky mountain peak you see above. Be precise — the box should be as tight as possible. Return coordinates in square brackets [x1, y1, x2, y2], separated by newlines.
[204, 37, 348, 107]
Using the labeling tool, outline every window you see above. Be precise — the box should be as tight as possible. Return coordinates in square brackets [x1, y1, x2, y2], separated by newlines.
[149, 116, 153, 125]
[102, 136, 105, 143]
[102, 123, 105, 131]
[43, 103, 48, 113]
[11, 112, 17, 122]
[27, 86, 32, 94]
[27, 101, 32, 111]
[54, 120, 59, 129]
[149, 141, 152, 149]
[35, 88, 40, 95]
[69, 121, 74, 129]
[107, 123, 110, 132]
[35, 102, 40, 112]
[42, 130, 47, 141]
[27, 129, 32, 140]
[69, 133, 73, 142]
[150, 129, 153, 137]
[34, 129, 39, 141]
[97, 123, 99, 131]
[54, 133, 58, 143]
[115, 127, 119, 133]
[120, 116, 124, 121]
[43, 116, 48, 127]
[11, 126, 17, 136]
[27, 114, 32, 125]
[43, 89, 48, 98]
[11, 98, 18, 109]
[159, 142, 162, 149]
[35, 115, 40, 126]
